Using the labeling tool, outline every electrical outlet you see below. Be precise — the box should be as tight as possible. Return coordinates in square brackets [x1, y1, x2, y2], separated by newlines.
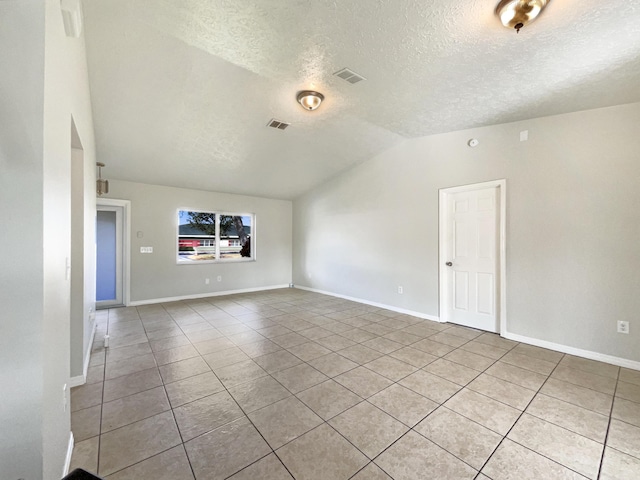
[217, 276, 222, 282]
[398, 286, 403, 294]
[205, 278, 210, 285]
[617, 321, 629, 334]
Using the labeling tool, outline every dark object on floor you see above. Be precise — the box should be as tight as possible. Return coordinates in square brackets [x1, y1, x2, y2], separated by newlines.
[62, 468, 103, 480]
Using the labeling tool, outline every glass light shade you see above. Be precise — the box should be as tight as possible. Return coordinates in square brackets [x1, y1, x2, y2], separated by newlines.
[496, 0, 549, 32]
[297, 91, 324, 111]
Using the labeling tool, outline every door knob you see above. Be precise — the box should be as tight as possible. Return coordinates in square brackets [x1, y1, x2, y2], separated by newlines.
[445, 262, 453, 266]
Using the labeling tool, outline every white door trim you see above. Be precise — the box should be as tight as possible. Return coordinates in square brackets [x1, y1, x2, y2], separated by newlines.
[97, 198, 131, 307]
[439, 179, 507, 333]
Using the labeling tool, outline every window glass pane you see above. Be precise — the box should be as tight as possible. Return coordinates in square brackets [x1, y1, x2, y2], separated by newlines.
[178, 210, 217, 262]
[220, 214, 252, 259]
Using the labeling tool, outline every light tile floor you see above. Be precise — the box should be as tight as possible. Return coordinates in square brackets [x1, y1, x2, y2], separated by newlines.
[70, 289, 640, 479]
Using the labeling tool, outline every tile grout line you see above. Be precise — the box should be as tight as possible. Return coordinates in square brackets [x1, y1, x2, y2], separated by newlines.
[596, 367, 621, 480]
[473, 352, 598, 479]
[472, 353, 566, 476]
[179, 329, 297, 480]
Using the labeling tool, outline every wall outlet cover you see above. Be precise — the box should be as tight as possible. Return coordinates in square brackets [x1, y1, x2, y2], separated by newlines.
[617, 320, 629, 334]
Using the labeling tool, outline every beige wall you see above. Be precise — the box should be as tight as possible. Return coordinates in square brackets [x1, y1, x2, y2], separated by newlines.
[293, 102, 640, 364]
[103, 180, 293, 303]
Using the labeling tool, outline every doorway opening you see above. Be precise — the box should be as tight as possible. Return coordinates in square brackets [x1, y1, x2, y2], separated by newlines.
[439, 179, 506, 333]
[96, 199, 130, 309]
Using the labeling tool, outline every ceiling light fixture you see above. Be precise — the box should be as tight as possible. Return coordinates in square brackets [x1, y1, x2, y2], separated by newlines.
[96, 162, 109, 196]
[297, 90, 324, 111]
[496, 0, 549, 33]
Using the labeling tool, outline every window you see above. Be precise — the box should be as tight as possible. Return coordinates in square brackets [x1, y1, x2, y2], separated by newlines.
[177, 210, 253, 263]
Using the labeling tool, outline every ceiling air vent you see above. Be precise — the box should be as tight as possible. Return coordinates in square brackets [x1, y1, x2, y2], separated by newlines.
[267, 119, 290, 130]
[334, 68, 366, 84]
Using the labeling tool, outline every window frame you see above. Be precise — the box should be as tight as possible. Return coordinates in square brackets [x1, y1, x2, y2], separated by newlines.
[176, 209, 255, 265]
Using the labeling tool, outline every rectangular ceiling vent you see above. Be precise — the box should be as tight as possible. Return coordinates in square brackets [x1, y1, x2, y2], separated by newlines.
[267, 119, 290, 130]
[334, 68, 366, 84]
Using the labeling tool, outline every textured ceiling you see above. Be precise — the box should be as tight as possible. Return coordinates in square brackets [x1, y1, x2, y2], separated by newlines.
[82, 0, 640, 199]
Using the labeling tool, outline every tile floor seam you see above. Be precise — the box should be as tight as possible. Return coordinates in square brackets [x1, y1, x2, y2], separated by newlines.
[186, 354, 287, 478]
[101, 379, 161, 403]
[95, 342, 107, 477]
[223, 451, 288, 480]
[407, 414, 487, 474]
[523, 393, 610, 443]
[505, 438, 593, 480]
[472, 352, 569, 477]
[596, 367, 622, 479]
[481, 369, 542, 393]
[453, 382, 536, 414]
[418, 362, 482, 388]
[373, 427, 471, 479]
[549, 377, 618, 401]
[100, 444, 185, 478]
[604, 444, 640, 462]
[402, 362, 538, 473]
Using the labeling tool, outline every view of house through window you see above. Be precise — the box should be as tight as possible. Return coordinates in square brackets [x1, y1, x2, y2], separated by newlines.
[178, 210, 253, 263]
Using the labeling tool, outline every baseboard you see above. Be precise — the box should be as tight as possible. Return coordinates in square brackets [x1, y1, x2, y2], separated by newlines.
[503, 330, 640, 371]
[128, 284, 291, 306]
[294, 285, 441, 322]
[63, 432, 74, 477]
[69, 318, 98, 388]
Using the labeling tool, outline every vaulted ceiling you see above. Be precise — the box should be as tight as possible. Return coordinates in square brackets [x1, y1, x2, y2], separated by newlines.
[82, 0, 640, 199]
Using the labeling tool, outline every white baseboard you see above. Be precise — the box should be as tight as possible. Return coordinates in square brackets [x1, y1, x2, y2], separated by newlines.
[294, 285, 441, 322]
[63, 432, 74, 477]
[503, 330, 640, 371]
[68, 375, 85, 388]
[128, 284, 290, 306]
[69, 318, 98, 388]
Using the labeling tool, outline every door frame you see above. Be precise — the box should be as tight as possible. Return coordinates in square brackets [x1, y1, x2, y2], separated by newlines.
[96, 198, 131, 308]
[438, 179, 507, 333]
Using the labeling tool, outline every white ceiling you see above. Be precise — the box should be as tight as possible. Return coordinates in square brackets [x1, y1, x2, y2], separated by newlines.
[82, 0, 640, 200]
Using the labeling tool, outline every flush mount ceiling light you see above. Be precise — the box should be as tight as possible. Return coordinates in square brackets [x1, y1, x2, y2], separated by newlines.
[96, 162, 109, 196]
[496, 0, 550, 33]
[297, 90, 324, 111]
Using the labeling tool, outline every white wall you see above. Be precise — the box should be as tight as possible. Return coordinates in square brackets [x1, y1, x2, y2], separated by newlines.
[0, 2, 45, 479]
[103, 180, 292, 303]
[70, 144, 97, 380]
[0, 0, 97, 478]
[42, 0, 98, 475]
[293, 102, 640, 364]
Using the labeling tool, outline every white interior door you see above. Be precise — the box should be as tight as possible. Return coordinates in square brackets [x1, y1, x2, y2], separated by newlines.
[441, 183, 502, 332]
[96, 205, 123, 308]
